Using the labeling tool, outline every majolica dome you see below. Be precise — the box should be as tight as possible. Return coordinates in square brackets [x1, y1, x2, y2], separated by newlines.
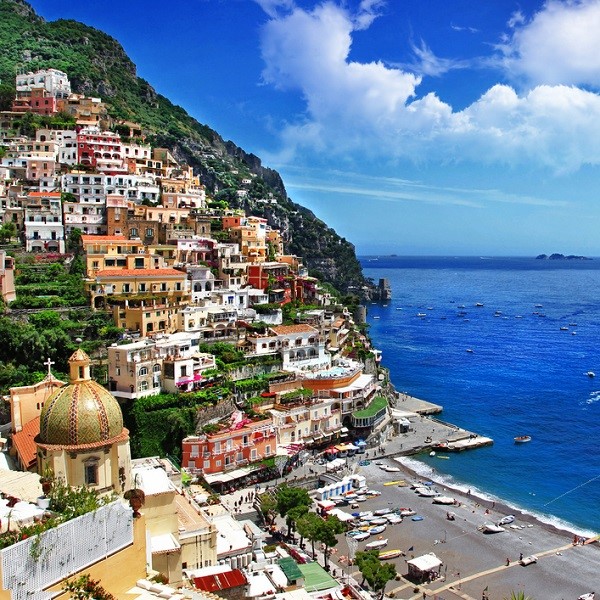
[39, 349, 124, 447]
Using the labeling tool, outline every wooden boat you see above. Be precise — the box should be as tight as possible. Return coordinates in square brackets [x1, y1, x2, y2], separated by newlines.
[351, 531, 370, 541]
[514, 435, 532, 443]
[378, 549, 403, 560]
[365, 538, 388, 550]
[432, 496, 455, 505]
[384, 480, 406, 486]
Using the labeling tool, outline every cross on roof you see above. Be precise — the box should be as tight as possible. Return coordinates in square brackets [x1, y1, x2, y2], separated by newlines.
[44, 357, 55, 377]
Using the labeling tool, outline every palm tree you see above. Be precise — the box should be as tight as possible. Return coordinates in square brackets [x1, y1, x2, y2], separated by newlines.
[503, 592, 534, 600]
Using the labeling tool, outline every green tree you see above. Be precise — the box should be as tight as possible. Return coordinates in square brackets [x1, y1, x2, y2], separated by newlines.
[275, 484, 312, 537]
[286, 504, 309, 541]
[354, 550, 397, 599]
[0, 222, 16, 243]
[503, 593, 534, 600]
[316, 515, 345, 570]
[258, 492, 278, 526]
[66, 228, 82, 254]
[296, 511, 322, 557]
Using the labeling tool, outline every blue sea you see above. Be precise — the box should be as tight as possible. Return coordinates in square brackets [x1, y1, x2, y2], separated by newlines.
[360, 256, 600, 536]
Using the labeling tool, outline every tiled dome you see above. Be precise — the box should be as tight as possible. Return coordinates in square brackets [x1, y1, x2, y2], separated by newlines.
[39, 349, 124, 447]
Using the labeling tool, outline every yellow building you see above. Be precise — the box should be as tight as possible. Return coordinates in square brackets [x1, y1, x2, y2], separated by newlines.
[35, 349, 132, 494]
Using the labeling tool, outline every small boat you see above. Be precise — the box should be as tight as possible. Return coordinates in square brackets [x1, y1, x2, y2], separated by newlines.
[535, 304, 543, 308]
[497, 515, 515, 526]
[466, 348, 474, 353]
[399, 508, 416, 516]
[587, 371, 595, 378]
[383, 466, 402, 472]
[416, 487, 439, 497]
[368, 518, 388, 526]
[374, 508, 393, 516]
[514, 435, 532, 444]
[365, 489, 381, 496]
[478, 522, 505, 534]
[560, 326, 569, 331]
[368, 525, 387, 535]
[352, 531, 371, 541]
[365, 538, 388, 550]
[411, 515, 424, 521]
[569, 323, 578, 327]
[384, 480, 406, 486]
[432, 496, 456, 505]
[385, 514, 403, 524]
[436, 455, 450, 460]
[355, 495, 368, 502]
[475, 302, 484, 307]
[373, 316, 380, 319]
[378, 549, 403, 560]
[416, 313, 427, 317]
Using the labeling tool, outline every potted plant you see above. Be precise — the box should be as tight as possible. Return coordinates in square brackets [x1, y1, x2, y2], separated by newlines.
[124, 476, 145, 518]
[38, 466, 54, 509]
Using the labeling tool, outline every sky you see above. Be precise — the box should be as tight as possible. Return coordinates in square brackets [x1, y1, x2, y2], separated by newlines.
[26, 0, 600, 255]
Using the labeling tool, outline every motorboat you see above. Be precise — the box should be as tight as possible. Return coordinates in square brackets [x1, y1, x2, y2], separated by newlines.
[432, 496, 456, 505]
[560, 326, 569, 331]
[352, 531, 371, 541]
[368, 525, 387, 535]
[365, 489, 381, 496]
[497, 515, 515, 526]
[475, 302, 484, 307]
[385, 514, 403, 524]
[365, 538, 388, 550]
[466, 348, 474, 353]
[578, 594, 595, 600]
[399, 508, 416, 517]
[416, 313, 427, 317]
[519, 555, 538, 566]
[416, 487, 439, 497]
[378, 549, 403, 560]
[374, 508, 393, 516]
[514, 435, 532, 443]
[368, 518, 388, 526]
[383, 466, 402, 472]
[587, 371, 596, 378]
[478, 522, 506, 534]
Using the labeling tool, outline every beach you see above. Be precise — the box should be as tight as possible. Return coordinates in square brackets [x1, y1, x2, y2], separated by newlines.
[334, 458, 599, 599]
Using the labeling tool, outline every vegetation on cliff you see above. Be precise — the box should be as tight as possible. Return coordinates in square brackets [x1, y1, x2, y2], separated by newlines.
[0, 0, 371, 294]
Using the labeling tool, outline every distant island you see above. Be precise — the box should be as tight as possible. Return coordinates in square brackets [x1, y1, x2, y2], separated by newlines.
[536, 253, 592, 260]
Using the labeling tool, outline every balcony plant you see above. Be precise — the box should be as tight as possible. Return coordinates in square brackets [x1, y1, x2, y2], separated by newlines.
[123, 476, 145, 518]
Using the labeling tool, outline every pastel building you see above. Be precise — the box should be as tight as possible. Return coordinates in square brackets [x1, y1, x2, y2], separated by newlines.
[23, 192, 65, 253]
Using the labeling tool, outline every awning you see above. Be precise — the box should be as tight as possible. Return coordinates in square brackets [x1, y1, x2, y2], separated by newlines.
[203, 466, 259, 484]
[345, 443, 359, 450]
[150, 533, 181, 555]
[407, 553, 443, 572]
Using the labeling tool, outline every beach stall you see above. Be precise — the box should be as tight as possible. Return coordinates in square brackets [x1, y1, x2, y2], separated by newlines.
[355, 439, 367, 454]
[350, 474, 367, 490]
[335, 444, 348, 458]
[328, 507, 355, 523]
[324, 447, 338, 461]
[406, 553, 443, 582]
[345, 442, 359, 456]
[315, 499, 336, 514]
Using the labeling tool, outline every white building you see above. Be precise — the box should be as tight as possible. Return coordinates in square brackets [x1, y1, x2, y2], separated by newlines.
[16, 68, 71, 98]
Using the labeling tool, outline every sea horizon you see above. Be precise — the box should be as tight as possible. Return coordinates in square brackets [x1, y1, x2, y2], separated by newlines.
[360, 255, 600, 536]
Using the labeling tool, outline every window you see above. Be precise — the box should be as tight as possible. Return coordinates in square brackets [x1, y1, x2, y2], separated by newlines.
[204, 460, 210, 469]
[146, 228, 154, 237]
[115, 367, 121, 376]
[153, 364, 161, 373]
[123, 283, 130, 293]
[265, 445, 271, 456]
[84, 458, 99, 486]
[138, 367, 148, 376]
[139, 283, 146, 292]
[251, 449, 257, 460]
[214, 442, 221, 454]
[139, 381, 148, 391]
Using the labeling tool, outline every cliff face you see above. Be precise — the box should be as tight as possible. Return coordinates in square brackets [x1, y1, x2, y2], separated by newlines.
[0, 0, 373, 296]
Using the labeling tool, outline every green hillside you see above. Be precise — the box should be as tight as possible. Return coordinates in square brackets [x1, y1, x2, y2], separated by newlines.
[0, 0, 373, 295]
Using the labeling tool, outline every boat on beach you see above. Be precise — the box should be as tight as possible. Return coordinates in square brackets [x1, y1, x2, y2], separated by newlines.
[432, 496, 456, 505]
[378, 549, 404, 560]
[373, 508, 393, 516]
[497, 515, 515, 526]
[478, 522, 506, 534]
[514, 435, 532, 443]
[365, 538, 388, 550]
[368, 525, 387, 535]
[384, 479, 406, 486]
[352, 531, 371, 541]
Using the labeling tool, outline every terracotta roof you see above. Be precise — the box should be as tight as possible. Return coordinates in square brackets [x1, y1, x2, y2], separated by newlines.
[271, 324, 318, 335]
[193, 570, 247, 592]
[12, 416, 40, 470]
[27, 192, 61, 197]
[94, 268, 186, 278]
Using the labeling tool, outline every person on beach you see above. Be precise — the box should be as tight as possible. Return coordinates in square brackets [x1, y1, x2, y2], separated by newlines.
[506, 557, 510, 566]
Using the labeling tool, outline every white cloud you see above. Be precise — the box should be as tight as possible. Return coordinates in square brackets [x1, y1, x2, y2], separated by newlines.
[257, 0, 600, 172]
[404, 40, 472, 77]
[502, 0, 600, 88]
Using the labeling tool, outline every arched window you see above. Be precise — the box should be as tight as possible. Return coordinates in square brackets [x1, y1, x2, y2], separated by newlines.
[153, 364, 161, 373]
[84, 457, 99, 486]
[138, 366, 148, 376]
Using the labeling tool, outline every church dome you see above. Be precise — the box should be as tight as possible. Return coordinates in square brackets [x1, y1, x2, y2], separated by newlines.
[39, 349, 124, 447]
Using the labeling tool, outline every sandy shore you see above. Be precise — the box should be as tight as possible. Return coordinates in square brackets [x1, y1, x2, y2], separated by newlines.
[331, 458, 599, 600]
